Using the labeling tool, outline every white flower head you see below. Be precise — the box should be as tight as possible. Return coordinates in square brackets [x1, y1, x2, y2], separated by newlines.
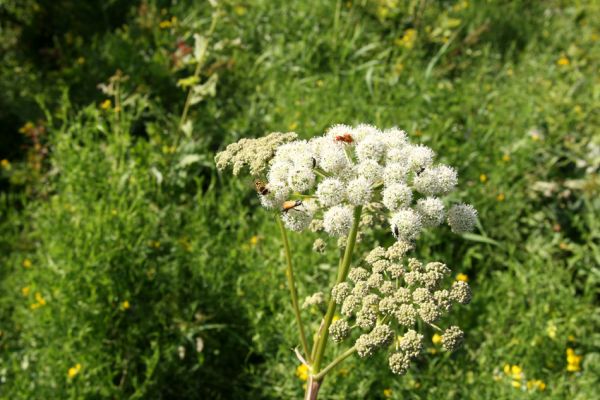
[383, 127, 408, 150]
[267, 160, 292, 187]
[318, 142, 351, 173]
[383, 183, 413, 212]
[353, 123, 380, 143]
[258, 183, 290, 209]
[407, 145, 435, 171]
[447, 203, 478, 233]
[287, 166, 316, 192]
[316, 178, 346, 207]
[383, 162, 409, 185]
[416, 197, 445, 227]
[356, 160, 384, 182]
[390, 209, 422, 241]
[346, 177, 373, 205]
[326, 124, 356, 142]
[281, 208, 312, 232]
[413, 165, 458, 196]
[323, 205, 354, 237]
[356, 131, 385, 162]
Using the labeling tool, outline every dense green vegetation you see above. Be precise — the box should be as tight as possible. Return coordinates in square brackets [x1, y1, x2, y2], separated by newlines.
[0, 0, 598, 398]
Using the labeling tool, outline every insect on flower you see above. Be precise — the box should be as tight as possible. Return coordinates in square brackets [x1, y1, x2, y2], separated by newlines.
[334, 133, 354, 144]
[254, 179, 270, 195]
[281, 199, 303, 213]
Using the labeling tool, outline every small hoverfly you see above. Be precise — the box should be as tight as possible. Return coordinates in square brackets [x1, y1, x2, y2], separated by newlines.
[254, 180, 269, 196]
[334, 133, 354, 144]
[393, 225, 399, 238]
[415, 166, 426, 176]
[281, 199, 303, 213]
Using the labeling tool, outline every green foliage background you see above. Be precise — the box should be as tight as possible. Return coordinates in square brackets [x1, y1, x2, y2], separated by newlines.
[0, 0, 598, 399]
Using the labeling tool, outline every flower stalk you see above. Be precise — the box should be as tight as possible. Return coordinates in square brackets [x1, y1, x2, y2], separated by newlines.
[310, 206, 362, 385]
[276, 215, 311, 362]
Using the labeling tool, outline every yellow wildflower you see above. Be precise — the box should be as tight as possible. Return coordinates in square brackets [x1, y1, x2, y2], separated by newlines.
[35, 292, 46, 305]
[396, 28, 417, 49]
[496, 193, 505, 202]
[566, 348, 582, 372]
[159, 20, 172, 29]
[19, 121, 35, 134]
[557, 56, 570, 66]
[67, 363, 82, 379]
[23, 259, 32, 269]
[21, 286, 30, 296]
[122, 300, 130, 310]
[503, 363, 511, 374]
[288, 121, 298, 131]
[511, 365, 523, 378]
[511, 380, 521, 389]
[432, 333, 442, 345]
[502, 153, 510, 162]
[456, 273, 469, 282]
[383, 388, 393, 398]
[296, 364, 309, 381]
[545, 322, 557, 339]
[1, 159, 10, 170]
[100, 99, 112, 110]
[332, 314, 341, 323]
[527, 379, 546, 391]
[234, 5, 247, 16]
[249, 236, 260, 246]
[479, 174, 487, 183]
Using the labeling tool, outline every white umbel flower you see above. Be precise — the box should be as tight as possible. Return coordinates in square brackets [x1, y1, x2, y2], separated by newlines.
[447, 203, 478, 233]
[353, 123, 380, 143]
[258, 183, 290, 209]
[383, 127, 408, 150]
[346, 177, 373, 205]
[318, 142, 350, 173]
[323, 206, 354, 237]
[383, 162, 409, 185]
[406, 145, 435, 171]
[390, 209, 422, 241]
[281, 208, 313, 232]
[356, 160, 384, 182]
[413, 165, 458, 196]
[287, 166, 316, 192]
[416, 197, 445, 227]
[326, 124, 355, 141]
[316, 178, 346, 207]
[383, 183, 413, 211]
[356, 131, 386, 162]
[267, 160, 292, 187]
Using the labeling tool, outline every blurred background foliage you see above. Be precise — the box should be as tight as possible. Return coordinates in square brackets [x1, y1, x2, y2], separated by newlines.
[0, 0, 598, 398]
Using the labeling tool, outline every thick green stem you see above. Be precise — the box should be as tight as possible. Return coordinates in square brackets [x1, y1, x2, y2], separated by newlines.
[311, 206, 362, 375]
[276, 216, 311, 362]
[313, 346, 356, 380]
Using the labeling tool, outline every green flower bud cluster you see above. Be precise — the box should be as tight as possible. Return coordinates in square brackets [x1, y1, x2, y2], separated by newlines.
[329, 241, 471, 374]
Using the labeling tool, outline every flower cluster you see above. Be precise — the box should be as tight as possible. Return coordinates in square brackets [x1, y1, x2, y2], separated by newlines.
[329, 241, 471, 374]
[231, 124, 477, 240]
[215, 124, 477, 380]
[215, 131, 298, 176]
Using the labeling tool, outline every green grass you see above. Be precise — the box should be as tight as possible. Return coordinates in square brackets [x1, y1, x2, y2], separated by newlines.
[0, 0, 599, 398]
